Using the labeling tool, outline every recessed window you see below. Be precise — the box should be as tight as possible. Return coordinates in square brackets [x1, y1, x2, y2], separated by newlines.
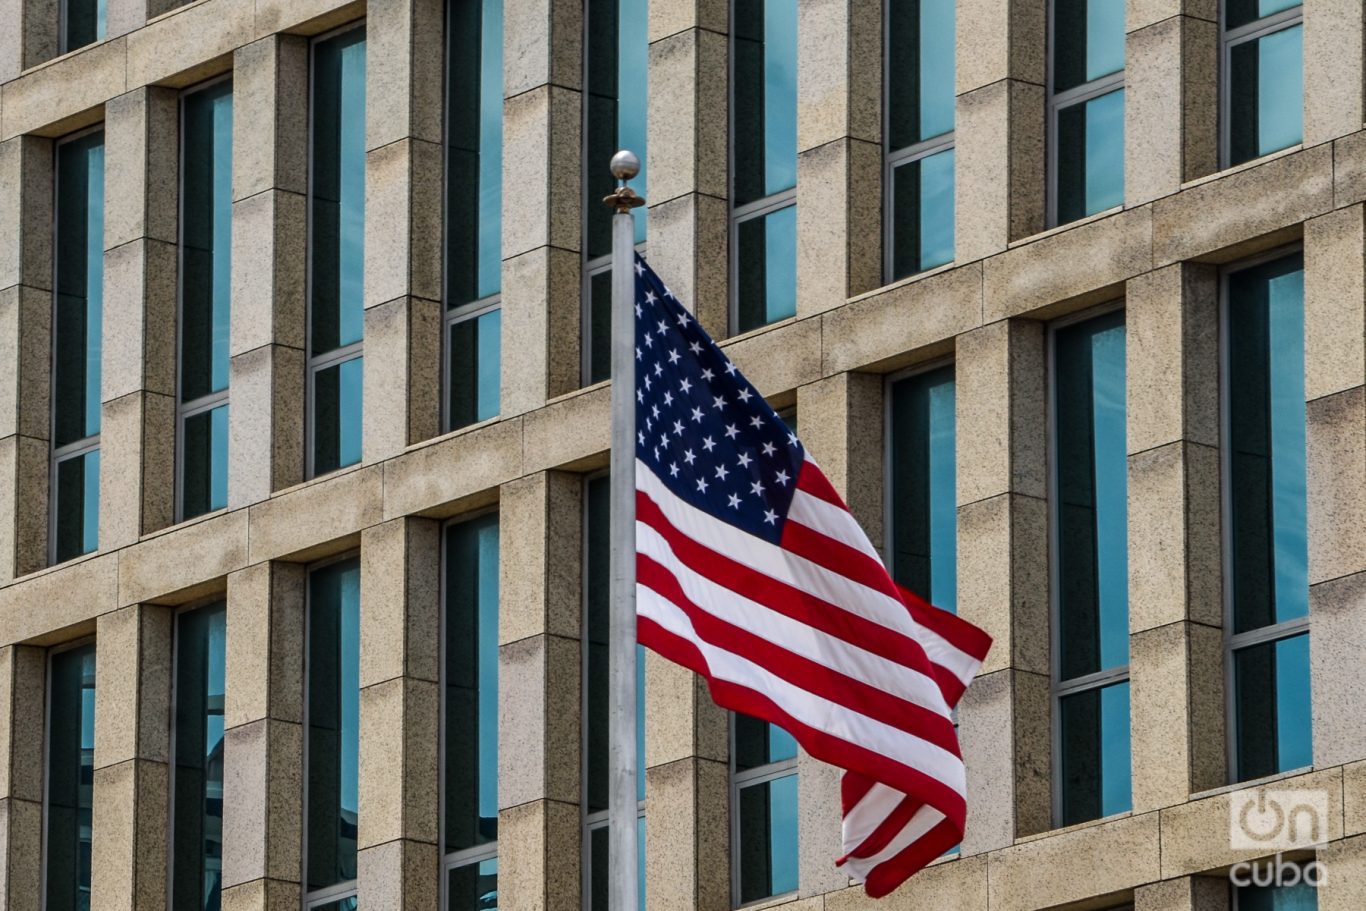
[178, 79, 233, 520]
[60, 0, 106, 53]
[1224, 253, 1310, 783]
[1235, 878, 1317, 911]
[886, 0, 955, 279]
[1223, 0, 1302, 167]
[308, 27, 367, 476]
[888, 364, 956, 608]
[1052, 308, 1131, 826]
[445, 0, 504, 430]
[1048, 0, 1125, 225]
[732, 714, 799, 904]
[52, 129, 105, 564]
[732, 0, 798, 333]
[44, 641, 96, 911]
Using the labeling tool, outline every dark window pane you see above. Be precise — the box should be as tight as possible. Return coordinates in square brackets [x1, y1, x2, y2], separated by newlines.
[735, 714, 798, 772]
[447, 0, 504, 307]
[182, 404, 229, 520]
[733, 0, 798, 205]
[313, 356, 363, 475]
[181, 81, 234, 403]
[1228, 255, 1306, 634]
[887, 0, 955, 150]
[1055, 311, 1128, 680]
[310, 28, 366, 356]
[1228, 25, 1303, 167]
[45, 643, 96, 911]
[1056, 89, 1125, 225]
[448, 857, 499, 911]
[63, 0, 106, 51]
[736, 204, 797, 332]
[311, 898, 359, 911]
[585, 0, 649, 258]
[890, 147, 955, 279]
[1053, 0, 1125, 92]
[1058, 681, 1131, 825]
[54, 449, 100, 562]
[585, 818, 647, 911]
[171, 603, 227, 911]
[1237, 880, 1318, 911]
[54, 132, 105, 448]
[1225, 0, 1301, 30]
[444, 514, 500, 853]
[736, 773, 799, 903]
[889, 365, 956, 610]
[587, 269, 613, 385]
[1235, 633, 1311, 781]
[449, 308, 502, 430]
[306, 558, 361, 892]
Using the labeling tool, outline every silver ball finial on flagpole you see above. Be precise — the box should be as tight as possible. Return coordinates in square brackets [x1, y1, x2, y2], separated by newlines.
[604, 149, 646, 213]
[610, 148, 641, 182]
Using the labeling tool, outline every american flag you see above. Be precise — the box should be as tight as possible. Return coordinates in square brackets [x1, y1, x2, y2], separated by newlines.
[630, 255, 992, 897]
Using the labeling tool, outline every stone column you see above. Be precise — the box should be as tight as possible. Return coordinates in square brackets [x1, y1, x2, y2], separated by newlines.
[90, 604, 173, 911]
[953, 318, 1051, 851]
[100, 87, 178, 550]
[362, 0, 444, 461]
[1303, 207, 1366, 769]
[795, 0, 882, 317]
[0, 0, 57, 81]
[221, 562, 306, 909]
[646, 0, 729, 336]
[499, 0, 583, 418]
[496, 472, 582, 909]
[357, 517, 442, 909]
[1134, 875, 1228, 911]
[1303, 0, 1365, 147]
[794, 372, 883, 896]
[0, 135, 53, 581]
[0, 645, 46, 911]
[229, 35, 309, 510]
[954, 0, 1046, 262]
[1124, 0, 1218, 206]
[1124, 264, 1225, 813]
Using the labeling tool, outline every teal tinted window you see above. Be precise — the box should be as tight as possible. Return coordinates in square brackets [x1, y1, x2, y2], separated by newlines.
[585, 0, 649, 257]
[887, 0, 956, 149]
[171, 602, 227, 911]
[586, 268, 613, 385]
[448, 857, 498, 910]
[1237, 880, 1318, 911]
[889, 365, 956, 611]
[1059, 680, 1132, 824]
[1053, 0, 1125, 91]
[183, 405, 229, 519]
[735, 203, 797, 332]
[448, 307, 501, 430]
[305, 559, 361, 894]
[736, 770, 799, 903]
[1228, 24, 1303, 166]
[734, 0, 798, 204]
[1226, 0, 1301, 30]
[891, 147, 955, 279]
[55, 449, 101, 563]
[444, 514, 500, 856]
[1235, 633, 1312, 779]
[45, 642, 96, 911]
[1050, 0, 1124, 227]
[314, 356, 364, 474]
[62, 0, 106, 52]
[1057, 88, 1125, 224]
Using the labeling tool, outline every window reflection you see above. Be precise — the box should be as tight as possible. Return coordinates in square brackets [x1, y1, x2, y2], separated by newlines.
[172, 603, 227, 911]
[889, 365, 957, 610]
[45, 642, 97, 911]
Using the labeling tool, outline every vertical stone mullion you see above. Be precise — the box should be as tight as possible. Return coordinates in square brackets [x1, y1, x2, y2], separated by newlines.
[954, 318, 1051, 851]
[0, 645, 47, 911]
[497, 471, 582, 910]
[90, 603, 174, 911]
[0, 0, 58, 80]
[1133, 874, 1229, 911]
[1303, 0, 1366, 147]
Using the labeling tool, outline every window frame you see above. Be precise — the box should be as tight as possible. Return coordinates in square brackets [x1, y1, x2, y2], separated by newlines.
[1046, 299, 1131, 828]
[39, 634, 97, 911]
[1217, 244, 1312, 784]
[728, 711, 800, 909]
[1218, 2, 1304, 170]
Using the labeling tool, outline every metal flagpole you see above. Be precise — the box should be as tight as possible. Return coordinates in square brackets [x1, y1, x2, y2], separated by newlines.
[606, 149, 644, 910]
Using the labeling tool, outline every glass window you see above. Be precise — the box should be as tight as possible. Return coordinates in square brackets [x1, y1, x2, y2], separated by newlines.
[733, 713, 799, 904]
[583, 475, 646, 910]
[170, 602, 227, 911]
[582, 0, 649, 385]
[888, 365, 956, 610]
[1236, 880, 1318, 911]
[1049, 0, 1124, 225]
[179, 79, 233, 520]
[446, 0, 504, 430]
[305, 558, 361, 904]
[1052, 309, 1131, 826]
[62, 0, 106, 53]
[886, 0, 956, 279]
[44, 641, 96, 911]
[1224, 0, 1302, 167]
[1226, 253, 1310, 782]
[52, 129, 105, 564]
[443, 513, 500, 907]
[732, 0, 797, 333]
[309, 27, 366, 475]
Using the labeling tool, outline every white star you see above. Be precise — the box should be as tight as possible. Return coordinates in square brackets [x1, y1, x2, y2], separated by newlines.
[701, 367, 715, 381]
[749, 415, 763, 429]
[657, 319, 668, 335]
[636, 389, 644, 403]
[762, 441, 777, 456]
[635, 346, 642, 361]
[724, 423, 740, 439]
[737, 452, 753, 468]
[737, 388, 752, 403]
[724, 360, 738, 376]
[634, 260, 645, 276]
[644, 334, 653, 349]
[774, 469, 791, 486]
[663, 391, 674, 406]
[665, 286, 676, 298]
[728, 493, 742, 509]
[689, 341, 703, 355]
[634, 302, 642, 317]
[680, 378, 692, 394]
[646, 417, 653, 432]
[637, 431, 645, 446]
[673, 420, 684, 437]
[701, 436, 716, 452]
[668, 349, 681, 365]
[644, 375, 652, 390]
[676, 311, 689, 326]
[669, 462, 680, 477]
[652, 404, 661, 420]
[696, 477, 709, 493]
[763, 509, 778, 525]
[715, 464, 730, 481]
[683, 449, 697, 465]
[788, 432, 799, 447]
[690, 407, 704, 423]
[653, 362, 663, 377]
[652, 446, 659, 460]
[712, 395, 726, 410]
[659, 434, 670, 449]
[645, 290, 658, 304]
[751, 480, 766, 497]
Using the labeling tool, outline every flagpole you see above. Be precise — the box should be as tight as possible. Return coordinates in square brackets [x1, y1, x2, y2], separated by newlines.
[606, 149, 644, 910]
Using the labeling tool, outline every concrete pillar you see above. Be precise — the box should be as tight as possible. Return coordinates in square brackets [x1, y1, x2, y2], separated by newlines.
[0, 136, 53, 581]
[1124, 0, 1218, 205]
[100, 87, 178, 550]
[221, 562, 306, 909]
[1303, 0, 1365, 147]
[499, 0, 583, 418]
[229, 35, 309, 509]
[0, 645, 47, 911]
[1125, 264, 1225, 812]
[646, 0, 729, 337]
[90, 604, 173, 911]
[1320, 834, 1366, 911]
[0, 0, 58, 81]
[357, 518, 442, 909]
[954, 0, 1046, 261]
[496, 472, 582, 910]
[1134, 875, 1228, 911]
[362, 0, 445, 461]
[795, 0, 882, 317]
[953, 319, 1051, 849]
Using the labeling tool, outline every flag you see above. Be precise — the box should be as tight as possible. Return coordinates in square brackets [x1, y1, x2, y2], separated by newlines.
[629, 254, 992, 897]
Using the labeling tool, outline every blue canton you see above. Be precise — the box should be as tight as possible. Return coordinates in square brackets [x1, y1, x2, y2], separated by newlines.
[633, 254, 804, 544]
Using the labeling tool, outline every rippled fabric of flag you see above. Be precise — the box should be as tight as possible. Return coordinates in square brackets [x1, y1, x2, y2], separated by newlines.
[629, 254, 993, 897]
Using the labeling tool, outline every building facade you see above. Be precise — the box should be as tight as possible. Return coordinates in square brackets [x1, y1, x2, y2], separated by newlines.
[0, 0, 1364, 908]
